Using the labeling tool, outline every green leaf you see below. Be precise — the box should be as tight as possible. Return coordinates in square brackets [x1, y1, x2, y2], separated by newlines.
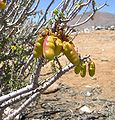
[76, 3, 79, 8]
[53, 9, 59, 15]
[11, 45, 16, 51]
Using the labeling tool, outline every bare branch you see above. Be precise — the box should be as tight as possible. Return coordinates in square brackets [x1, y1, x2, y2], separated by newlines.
[69, 2, 107, 28]
[35, 0, 55, 33]
[1, 91, 32, 109]
[0, 85, 33, 105]
[74, 5, 89, 26]
[52, 0, 64, 11]
[4, 92, 38, 120]
[7, 0, 35, 27]
[27, 0, 40, 14]
[55, 57, 62, 70]
[68, 0, 92, 20]
[19, 54, 34, 77]
[30, 57, 43, 87]
[62, 0, 71, 12]
[2, 0, 15, 19]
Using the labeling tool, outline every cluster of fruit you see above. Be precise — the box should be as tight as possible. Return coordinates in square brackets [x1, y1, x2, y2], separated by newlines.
[34, 29, 80, 64]
[33, 29, 95, 77]
[74, 60, 95, 77]
[0, 0, 6, 10]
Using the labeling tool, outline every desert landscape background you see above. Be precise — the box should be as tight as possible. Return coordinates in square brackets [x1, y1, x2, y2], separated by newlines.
[69, 12, 115, 30]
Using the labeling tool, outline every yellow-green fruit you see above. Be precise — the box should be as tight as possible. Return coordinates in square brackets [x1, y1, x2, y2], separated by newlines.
[40, 29, 49, 37]
[63, 41, 80, 65]
[43, 36, 55, 60]
[80, 63, 86, 77]
[44, 48, 55, 60]
[34, 43, 43, 58]
[74, 64, 81, 74]
[0, 1, 6, 10]
[54, 37, 62, 56]
[36, 35, 45, 44]
[69, 41, 75, 48]
[57, 30, 63, 39]
[33, 51, 39, 58]
[88, 61, 95, 77]
[33, 36, 44, 58]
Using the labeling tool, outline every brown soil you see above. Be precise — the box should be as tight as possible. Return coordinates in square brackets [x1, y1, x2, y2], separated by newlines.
[58, 30, 115, 100]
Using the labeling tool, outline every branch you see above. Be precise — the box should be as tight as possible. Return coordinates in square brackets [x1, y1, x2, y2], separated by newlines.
[74, 5, 89, 26]
[52, 0, 64, 12]
[4, 92, 39, 120]
[11, 3, 23, 23]
[35, 0, 55, 33]
[60, 0, 92, 23]
[19, 54, 34, 77]
[7, 0, 34, 27]
[0, 84, 33, 105]
[69, 0, 92, 20]
[4, 63, 74, 120]
[61, 0, 71, 12]
[55, 57, 62, 70]
[0, 58, 43, 109]
[0, 0, 38, 33]
[66, 0, 77, 16]
[30, 57, 43, 87]
[0, 91, 32, 109]
[27, 0, 40, 14]
[3, 54, 92, 119]
[1, 0, 15, 19]
[69, 2, 107, 28]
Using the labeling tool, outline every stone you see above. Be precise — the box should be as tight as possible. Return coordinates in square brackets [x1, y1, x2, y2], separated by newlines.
[43, 82, 60, 94]
[85, 91, 92, 97]
[79, 106, 92, 114]
[101, 57, 109, 62]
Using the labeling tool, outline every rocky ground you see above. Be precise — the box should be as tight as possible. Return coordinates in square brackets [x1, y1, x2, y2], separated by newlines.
[21, 30, 115, 120]
[22, 83, 115, 120]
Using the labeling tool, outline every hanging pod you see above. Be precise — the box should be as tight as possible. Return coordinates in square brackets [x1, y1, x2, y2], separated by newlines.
[0, 0, 6, 10]
[54, 37, 62, 56]
[74, 64, 81, 74]
[63, 41, 80, 65]
[33, 36, 45, 58]
[80, 62, 86, 77]
[43, 36, 55, 60]
[88, 61, 95, 77]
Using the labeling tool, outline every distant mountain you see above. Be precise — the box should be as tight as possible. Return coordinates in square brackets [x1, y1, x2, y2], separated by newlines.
[69, 12, 115, 30]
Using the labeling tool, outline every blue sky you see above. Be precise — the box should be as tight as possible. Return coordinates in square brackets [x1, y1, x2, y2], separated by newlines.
[96, 0, 115, 14]
[38, 0, 115, 14]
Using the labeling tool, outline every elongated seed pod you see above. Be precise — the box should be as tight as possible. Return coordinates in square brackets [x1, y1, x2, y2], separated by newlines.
[74, 64, 81, 74]
[0, 1, 6, 10]
[63, 41, 80, 65]
[80, 63, 86, 77]
[54, 37, 62, 56]
[88, 61, 95, 77]
[43, 36, 55, 60]
[33, 36, 44, 58]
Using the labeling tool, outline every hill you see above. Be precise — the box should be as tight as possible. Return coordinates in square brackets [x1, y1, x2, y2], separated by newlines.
[69, 12, 115, 30]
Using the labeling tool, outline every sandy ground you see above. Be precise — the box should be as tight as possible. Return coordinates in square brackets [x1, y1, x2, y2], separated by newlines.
[56, 30, 115, 100]
[23, 30, 115, 120]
